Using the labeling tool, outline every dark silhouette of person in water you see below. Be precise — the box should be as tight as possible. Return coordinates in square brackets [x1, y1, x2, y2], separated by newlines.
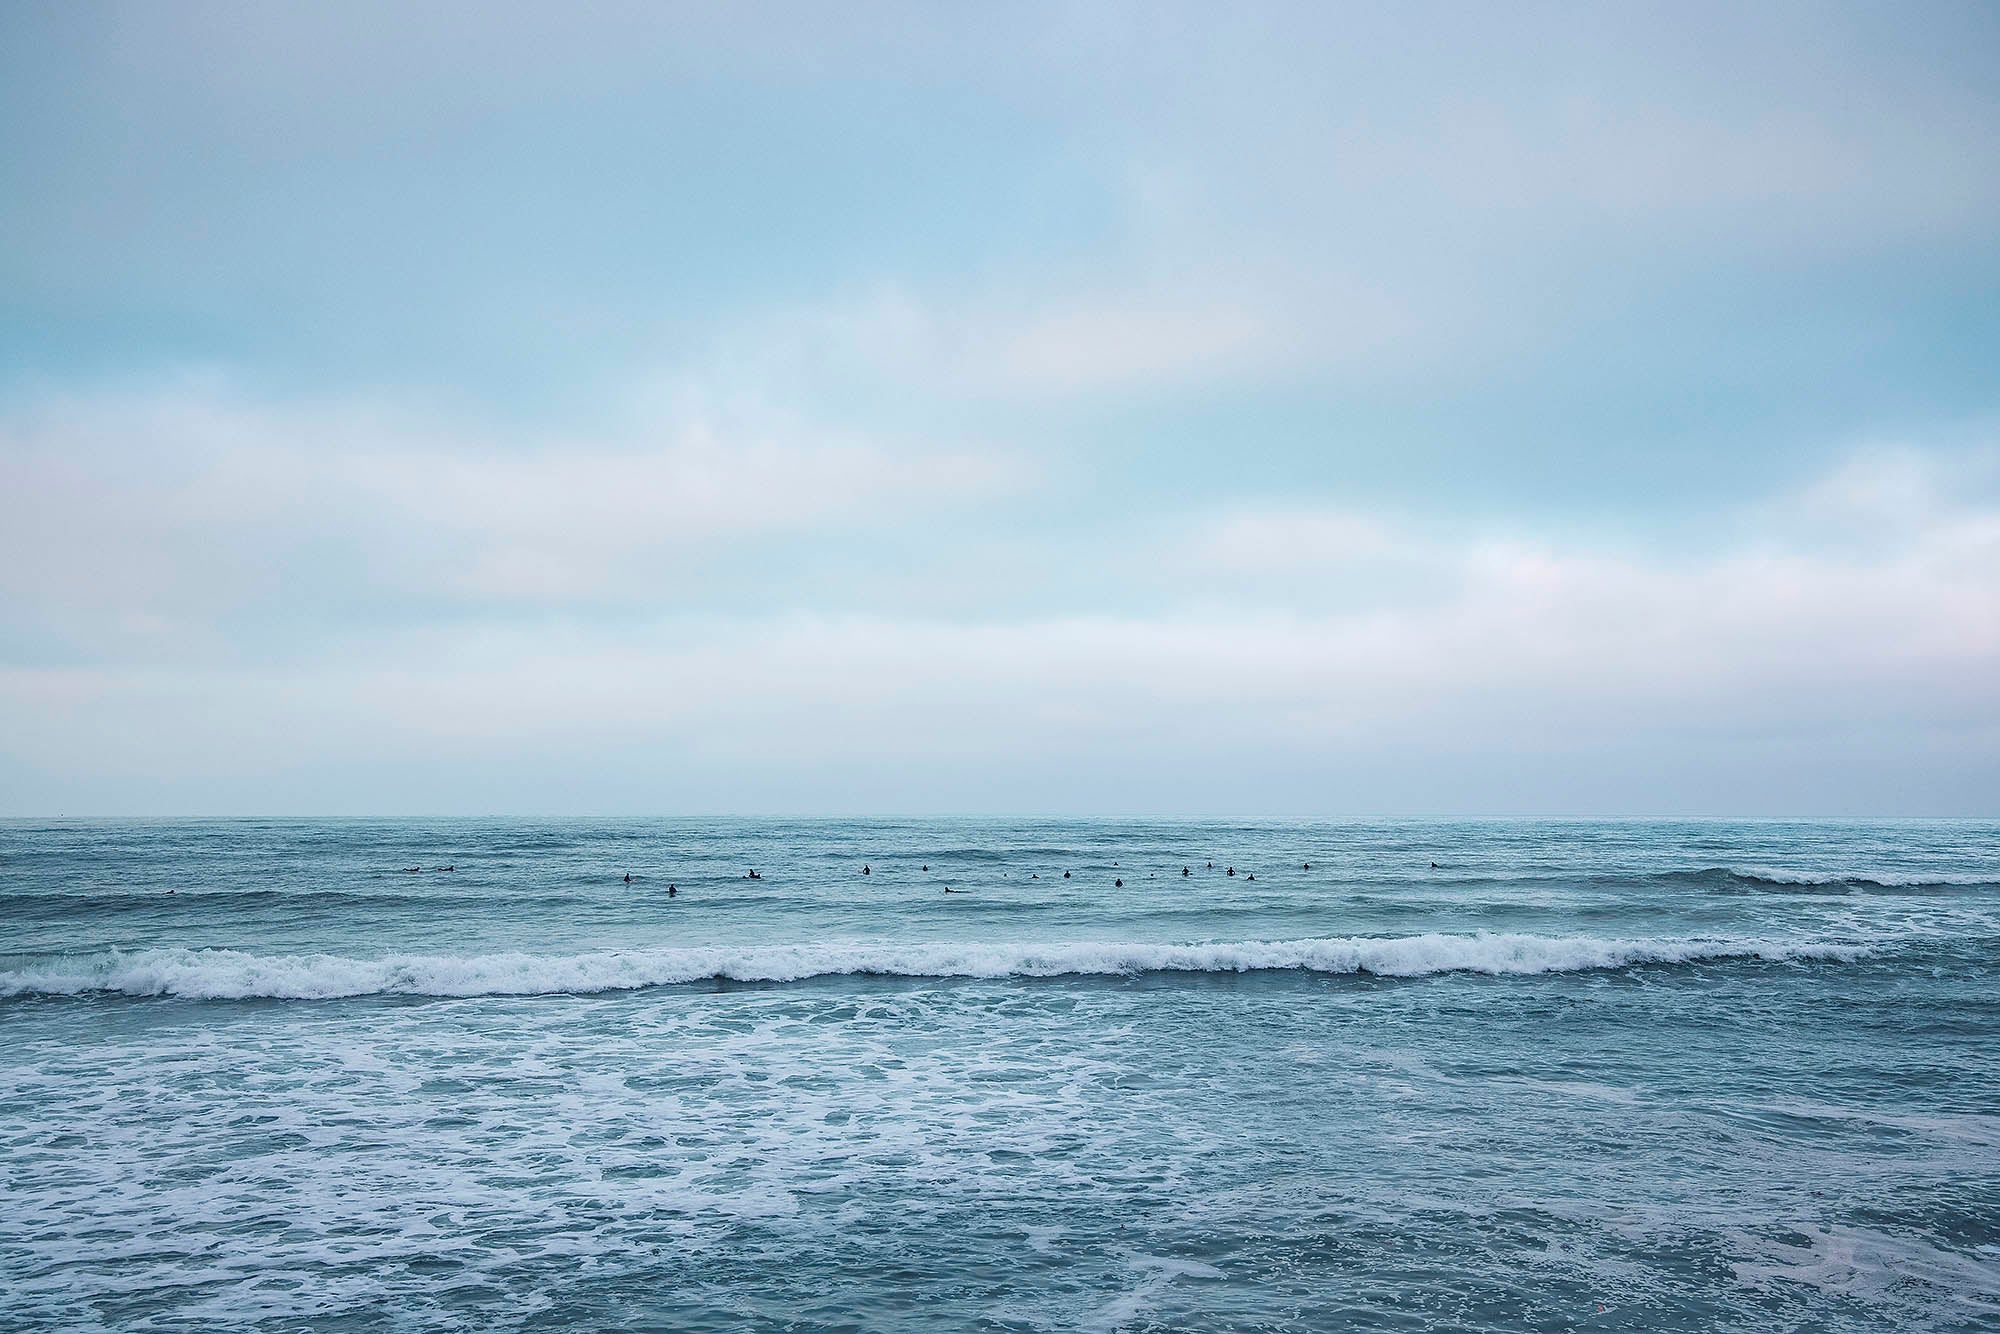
[1182, 866, 1190, 876]
[667, 885, 677, 896]
[1303, 863, 1310, 871]
[863, 865, 871, 875]
[922, 864, 929, 871]
[1063, 871, 1070, 879]
[1114, 878, 1123, 887]
[1227, 866, 1235, 876]
[1431, 861, 1438, 869]
[1207, 861, 1213, 869]
[1032, 873, 1039, 879]
[1247, 874, 1256, 881]
[624, 872, 632, 884]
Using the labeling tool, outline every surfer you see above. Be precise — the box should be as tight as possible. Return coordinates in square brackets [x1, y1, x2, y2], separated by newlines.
[863, 865, 871, 875]
[667, 884, 677, 896]
[1227, 866, 1235, 876]
[1114, 878, 1123, 887]
[624, 872, 632, 884]
[1063, 871, 1070, 879]
[1182, 866, 1190, 876]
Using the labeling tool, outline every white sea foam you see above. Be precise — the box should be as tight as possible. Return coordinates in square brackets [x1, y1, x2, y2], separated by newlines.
[0, 932, 1865, 1000]
[1728, 1223, 2000, 1307]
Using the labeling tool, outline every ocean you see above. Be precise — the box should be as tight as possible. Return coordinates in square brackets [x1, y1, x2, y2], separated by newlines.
[2, 817, 1996, 1332]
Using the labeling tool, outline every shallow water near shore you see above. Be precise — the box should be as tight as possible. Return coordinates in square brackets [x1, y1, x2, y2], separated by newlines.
[3, 817, 1998, 1331]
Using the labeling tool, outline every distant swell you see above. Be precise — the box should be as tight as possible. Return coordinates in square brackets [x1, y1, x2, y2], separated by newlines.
[0, 933, 1865, 1001]
[1666, 867, 1995, 893]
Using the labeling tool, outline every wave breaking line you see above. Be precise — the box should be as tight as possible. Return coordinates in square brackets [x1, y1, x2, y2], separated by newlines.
[0, 932, 1868, 1001]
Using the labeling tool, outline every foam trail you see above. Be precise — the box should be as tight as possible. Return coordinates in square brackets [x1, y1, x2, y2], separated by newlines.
[0, 933, 1865, 1001]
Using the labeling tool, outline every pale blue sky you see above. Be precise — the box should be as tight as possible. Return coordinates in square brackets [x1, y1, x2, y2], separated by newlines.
[3, 1, 1997, 814]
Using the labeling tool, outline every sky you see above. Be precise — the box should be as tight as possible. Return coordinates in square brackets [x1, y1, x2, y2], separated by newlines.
[2, 0, 1997, 816]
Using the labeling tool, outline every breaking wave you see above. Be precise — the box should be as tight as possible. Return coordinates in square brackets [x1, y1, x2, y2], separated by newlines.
[0, 932, 1865, 1001]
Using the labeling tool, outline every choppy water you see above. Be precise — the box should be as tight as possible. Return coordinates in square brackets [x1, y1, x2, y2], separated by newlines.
[3, 817, 1997, 1332]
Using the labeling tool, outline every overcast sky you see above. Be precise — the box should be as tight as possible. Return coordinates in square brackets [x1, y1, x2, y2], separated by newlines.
[3, 1, 1997, 815]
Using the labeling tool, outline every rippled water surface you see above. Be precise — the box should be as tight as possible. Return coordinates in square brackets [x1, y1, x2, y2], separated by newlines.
[3, 818, 1998, 1331]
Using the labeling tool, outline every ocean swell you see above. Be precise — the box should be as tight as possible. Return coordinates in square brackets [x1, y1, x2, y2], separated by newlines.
[0, 932, 1865, 1001]
[1665, 867, 1997, 893]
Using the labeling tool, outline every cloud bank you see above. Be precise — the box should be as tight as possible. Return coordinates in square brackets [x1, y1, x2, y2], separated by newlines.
[2, 383, 1992, 814]
[2, 3, 1996, 812]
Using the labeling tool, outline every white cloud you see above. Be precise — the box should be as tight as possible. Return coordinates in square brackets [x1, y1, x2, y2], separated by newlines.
[0, 384, 1030, 631]
[4, 444, 1993, 812]
[1187, 510, 1410, 573]
[984, 302, 1269, 392]
[720, 284, 1287, 398]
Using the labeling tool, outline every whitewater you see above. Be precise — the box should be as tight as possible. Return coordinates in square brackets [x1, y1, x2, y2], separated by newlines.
[3, 816, 1997, 1332]
[3, 933, 1866, 1000]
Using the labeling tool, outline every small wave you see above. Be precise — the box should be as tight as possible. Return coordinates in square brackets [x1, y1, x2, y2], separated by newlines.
[1665, 867, 1997, 893]
[897, 847, 1028, 864]
[0, 932, 1865, 1001]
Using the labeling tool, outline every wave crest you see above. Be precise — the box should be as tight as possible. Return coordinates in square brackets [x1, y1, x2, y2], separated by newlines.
[1666, 867, 1995, 893]
[0, 932, 1864, 1001]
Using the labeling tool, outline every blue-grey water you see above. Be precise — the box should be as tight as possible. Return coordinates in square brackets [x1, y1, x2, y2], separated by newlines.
[2, 818, 1997, 1332]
